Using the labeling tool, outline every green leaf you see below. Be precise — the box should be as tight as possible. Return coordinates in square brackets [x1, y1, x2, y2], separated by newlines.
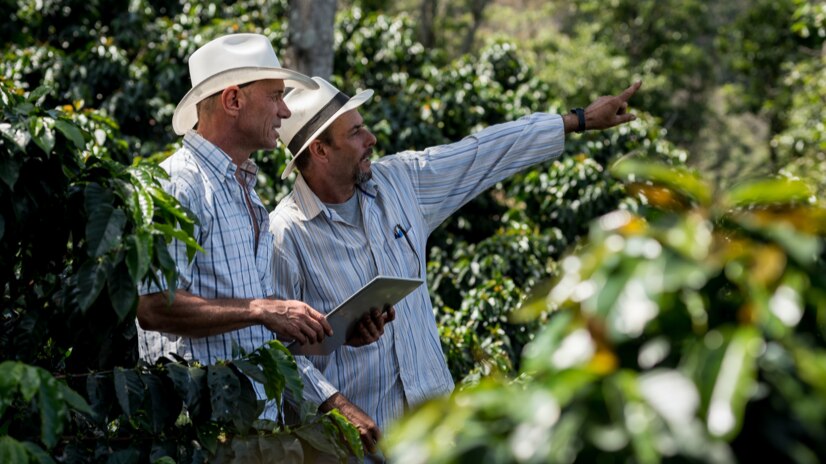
[207, 365, 241, 424]
[28, 86, 51, 102]
[29, 116, 55, 154]
[610, 158, 712, 207]
[232, 359, 267, 384]
[153, 224, 204, 256]
[113, 367, 145, 417]
[294, 421, 351, 459]
[724, 178, 814, 208]
[0, 122, 30, 151]
[19, 364, 41, 402]
[0, 214, 4, 241]
[700, 328, 760, 440]
[152, 457, 176, 464]
[140, 372, 179, 434]
[125, 232, 151, 286]
[0, 361, 23, 417]
[58, 382, 93, 416]
[107, 263, 137, 321]
[21, 441, 55, 464]
[0, 156, 21, 189]
[165, 363, 208, 419]
[327, 409, 365, 459]
[134, 188, 154, 226]
[54, 119, 85, 150]
[85, 373, 113, 424]
[76, 259, 110, 313]
[37, 372, 67, 449]
[154, 236, 178, 295]
[106, 448, 140, 464]
[0, 436, 28, 464]
[86, 203, 127, 258]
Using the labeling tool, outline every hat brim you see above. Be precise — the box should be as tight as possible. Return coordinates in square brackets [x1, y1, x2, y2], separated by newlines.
[280, 89, 374, 180]
[172, 67, 319, 135]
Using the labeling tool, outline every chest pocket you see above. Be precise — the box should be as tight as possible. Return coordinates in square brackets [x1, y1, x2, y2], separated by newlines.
[383, 222, 422, 279]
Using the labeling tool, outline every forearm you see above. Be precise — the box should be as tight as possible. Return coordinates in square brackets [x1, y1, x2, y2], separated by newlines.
[137, 290, 265, 338]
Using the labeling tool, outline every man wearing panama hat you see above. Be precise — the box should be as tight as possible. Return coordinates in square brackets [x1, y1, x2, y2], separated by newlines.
[136, 34, 386, 421]
[269, 76, 642, 457]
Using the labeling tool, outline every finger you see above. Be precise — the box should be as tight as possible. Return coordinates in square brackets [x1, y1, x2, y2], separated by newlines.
[618, 80, 642, 101]
[309, 307, 334, 336]
[384, 306, 396, 322]
[301, 318, 326, 343]
[615, 113, 636, 124]
[362, 434, 376, 454]
[291, 329, 308, 345]
[616, 101, 628, 115]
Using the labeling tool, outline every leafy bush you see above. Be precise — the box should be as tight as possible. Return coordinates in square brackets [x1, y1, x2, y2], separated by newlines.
[385, 161, 826, 463]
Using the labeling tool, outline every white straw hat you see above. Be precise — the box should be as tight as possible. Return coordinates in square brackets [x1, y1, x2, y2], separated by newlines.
[278, 77, 373, 179]
[172, 33, 319, 135]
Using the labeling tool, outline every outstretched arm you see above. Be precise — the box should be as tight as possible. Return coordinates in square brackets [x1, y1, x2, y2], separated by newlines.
[137, 291, 333, 345]
[563, 81, 642, 133]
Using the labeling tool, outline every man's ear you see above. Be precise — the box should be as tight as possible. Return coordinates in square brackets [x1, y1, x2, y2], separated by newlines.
[308, 139, 329, 162]
[220, 86, 244, 116]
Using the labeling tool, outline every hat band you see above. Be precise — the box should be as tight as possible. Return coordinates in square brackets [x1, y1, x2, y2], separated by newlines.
[288, 91, 350, 155]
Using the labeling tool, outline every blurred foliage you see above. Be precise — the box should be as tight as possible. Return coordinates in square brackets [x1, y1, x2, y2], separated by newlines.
[2, 0, 825, 461]
[386, 160, 826, 463]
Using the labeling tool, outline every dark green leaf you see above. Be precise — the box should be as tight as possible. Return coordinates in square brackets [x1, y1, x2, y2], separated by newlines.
[294, 422, 350, 459]
[86, 203, 127, 258]
[37, 373, 66, 449]
[113, 367, 145, 417]
[58, 382, 93, 416]
[165, 363, 208, 418]
[0, 214, 5, 241]
[86, 373, 114, 424]
[140, 372, 179, 434]
[0, 156, 21, 189]
[105, 448, 140, 464]
[195, 422, 220, 455]
[76, 259, 109, 313]
[207, 365, 241, 424]
[125, 232, 151, 286]
[54, 119, 85, 150]
[232, 359, 267, 384]
[0, 436, 28, 464]
[229, 365, 258, 433]
[107, 263, 137, 322]
[21, 441, 55, 464]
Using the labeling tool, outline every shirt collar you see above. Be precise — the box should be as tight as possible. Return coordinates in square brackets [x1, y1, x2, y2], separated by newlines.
[183, 130, 259, 188]
[291, 173, 380, 222]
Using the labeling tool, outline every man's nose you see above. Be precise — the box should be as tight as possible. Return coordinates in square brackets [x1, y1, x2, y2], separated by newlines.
[279, 101, 292, 119]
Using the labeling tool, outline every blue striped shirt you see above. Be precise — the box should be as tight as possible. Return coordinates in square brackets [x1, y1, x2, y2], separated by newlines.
[136, 130, 279, 418]
[269, 113, 566, 430]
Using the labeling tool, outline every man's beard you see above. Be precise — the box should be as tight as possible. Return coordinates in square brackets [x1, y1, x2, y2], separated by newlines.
[354, 168, 372, 185]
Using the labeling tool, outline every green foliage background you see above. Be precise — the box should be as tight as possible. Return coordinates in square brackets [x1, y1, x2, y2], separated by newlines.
[1, 0, 825, 462]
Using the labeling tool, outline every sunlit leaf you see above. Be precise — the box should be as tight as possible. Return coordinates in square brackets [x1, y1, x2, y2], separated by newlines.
[610, 158, 712, 206]
[723, 178, 814, 208]
[0, 436, 28, 464]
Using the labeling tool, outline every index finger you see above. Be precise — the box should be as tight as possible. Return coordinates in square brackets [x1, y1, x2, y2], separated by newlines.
[619, 80, 642, 102]
[310, 307, 334, 335]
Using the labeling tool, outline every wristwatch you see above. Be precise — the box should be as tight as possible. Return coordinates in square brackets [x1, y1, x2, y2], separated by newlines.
[570, 108, 586, 133]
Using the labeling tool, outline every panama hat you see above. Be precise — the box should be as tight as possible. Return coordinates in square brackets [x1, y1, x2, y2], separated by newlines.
[172, 33, 319, 135]
[278, 77, 373, 179]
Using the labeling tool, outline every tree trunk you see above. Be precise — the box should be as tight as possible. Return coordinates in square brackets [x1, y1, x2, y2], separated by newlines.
[460, 0, 491, 54]
[286, 0, 337, 80]
[419, 0, 438, 49]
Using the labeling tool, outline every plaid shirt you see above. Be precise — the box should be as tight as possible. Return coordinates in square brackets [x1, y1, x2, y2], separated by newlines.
[137, 131, 278, 418]
[269, 113, 566, 430]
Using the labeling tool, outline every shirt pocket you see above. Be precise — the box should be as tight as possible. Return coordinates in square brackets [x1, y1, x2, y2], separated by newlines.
[383, 222, 422, 279]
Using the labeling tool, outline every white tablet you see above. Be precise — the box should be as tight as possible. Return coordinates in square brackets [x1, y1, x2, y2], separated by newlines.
[287, 275, 423, 356]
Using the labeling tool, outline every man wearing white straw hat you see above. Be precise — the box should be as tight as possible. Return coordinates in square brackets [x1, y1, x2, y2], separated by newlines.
[136, 34, 386, 421]
[269, 76, 642, 457]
